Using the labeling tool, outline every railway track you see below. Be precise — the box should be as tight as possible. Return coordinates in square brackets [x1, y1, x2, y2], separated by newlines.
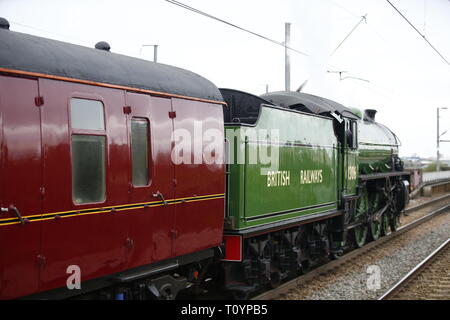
[379, 238, 450, 300]
[251, 194, 450, 300]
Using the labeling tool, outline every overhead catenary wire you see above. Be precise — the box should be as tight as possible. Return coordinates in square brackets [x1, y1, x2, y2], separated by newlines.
[163, 0, 309, 57]
[10, 1, 375, 98]
[328, 1, 416, 98]
[328, 0, 361, 19]
[330, 1, 393, 50]
[163, 0, 359, 87]
[9, 20, 91, 47]
[330, 14, 367, 57]
[385, 0, 450, 67]
[8, 20, 149, 59]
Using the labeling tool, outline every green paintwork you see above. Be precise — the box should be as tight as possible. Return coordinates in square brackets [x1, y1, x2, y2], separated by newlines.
[225, 106, 339, 231]
[344, 149, 358, 195]
[350, 107, 363, 119]
[223, 103, 400, 233]
[343, 119, 358, 196]
[357, 119, 399, 174]
[354, 187, 368, 247]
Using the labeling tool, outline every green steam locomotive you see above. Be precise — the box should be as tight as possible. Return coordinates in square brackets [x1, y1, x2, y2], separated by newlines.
[218, 89, 409, 298]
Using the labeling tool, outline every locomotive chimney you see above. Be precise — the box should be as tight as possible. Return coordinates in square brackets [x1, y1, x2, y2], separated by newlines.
[95, 41, 111, 52]
[0, 17, 10, 30]
[364, 109, 377, 122]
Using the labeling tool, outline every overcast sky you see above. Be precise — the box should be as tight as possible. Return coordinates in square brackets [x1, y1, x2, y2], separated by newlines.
[1, 0, 450, 158]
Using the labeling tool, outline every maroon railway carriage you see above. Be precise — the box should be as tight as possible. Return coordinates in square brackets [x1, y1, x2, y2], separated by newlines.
[0, 20, 225, 299]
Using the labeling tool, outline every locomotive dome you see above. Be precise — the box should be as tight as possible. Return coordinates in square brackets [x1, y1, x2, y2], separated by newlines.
[0, 24, 223, 102]
[349, 107, 363, 119]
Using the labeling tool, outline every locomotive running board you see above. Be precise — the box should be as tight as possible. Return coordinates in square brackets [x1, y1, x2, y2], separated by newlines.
[359, 171, 410, 181]
[225, 209, 342, 239]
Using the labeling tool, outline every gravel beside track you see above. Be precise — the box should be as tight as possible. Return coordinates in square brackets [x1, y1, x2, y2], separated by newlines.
[402, 193, 450, 225]
[278, 197, 450, 300]
[381, 239, 450, 300]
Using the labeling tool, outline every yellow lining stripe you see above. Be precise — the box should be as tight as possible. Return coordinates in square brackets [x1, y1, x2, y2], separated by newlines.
[0, 193, 225, 226]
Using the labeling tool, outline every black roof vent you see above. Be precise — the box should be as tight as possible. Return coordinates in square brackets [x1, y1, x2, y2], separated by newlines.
[95, 41, 110, 52]
[0, 18, 10, 30]
[364, 109, 377, 122]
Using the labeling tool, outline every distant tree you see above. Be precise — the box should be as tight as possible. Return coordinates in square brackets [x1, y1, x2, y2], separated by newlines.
[423, 162, 450, 172]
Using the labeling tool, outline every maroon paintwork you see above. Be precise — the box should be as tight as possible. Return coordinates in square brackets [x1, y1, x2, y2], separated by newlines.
[172, 98, 225, 257]
[0, 76, 42, 298]
[0, 75, 224, 299]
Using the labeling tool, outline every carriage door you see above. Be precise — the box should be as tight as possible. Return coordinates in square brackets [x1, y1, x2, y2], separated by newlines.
[0, 76, 42, 298]
[171, 98, 225, 257]
[125, 93, 175, 265]
[38, 79, 128, 291]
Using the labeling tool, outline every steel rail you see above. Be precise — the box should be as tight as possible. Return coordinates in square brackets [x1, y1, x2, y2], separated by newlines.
[252, 196, 450, 300]
[404, 193, 450, 214]
[378, 238, 450, 300]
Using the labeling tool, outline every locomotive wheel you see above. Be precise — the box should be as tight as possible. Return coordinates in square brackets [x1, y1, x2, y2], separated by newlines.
[369, 192, 382, 240]
[294, 227, 311, 274]
[389, 214, 401, 232]
[353, 226, 368, 248]
[369, 220, 381, 241]
[231, 290, 249, 300]
[381, 214, 390, 236]
[268, 271, 281, 289]
[354, 187, 369, 248]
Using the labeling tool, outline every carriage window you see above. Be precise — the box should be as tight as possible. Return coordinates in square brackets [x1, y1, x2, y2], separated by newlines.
[71, 135, 106, 204]
[70, 98, 106, 204]
[131, 118, 150, 186]
[70, 98, 105, 131]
